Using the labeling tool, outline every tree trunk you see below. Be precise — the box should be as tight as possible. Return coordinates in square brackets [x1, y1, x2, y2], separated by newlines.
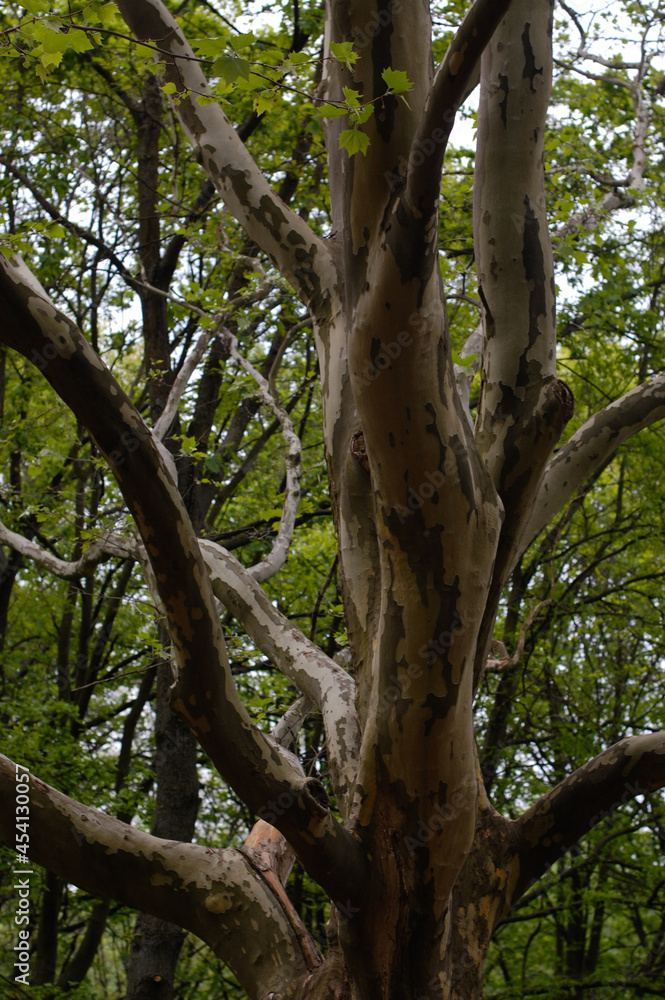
[2, 0, 665, 998]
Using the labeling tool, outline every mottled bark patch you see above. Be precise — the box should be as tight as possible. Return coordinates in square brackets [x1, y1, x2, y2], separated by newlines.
[521, 22, 544, 92]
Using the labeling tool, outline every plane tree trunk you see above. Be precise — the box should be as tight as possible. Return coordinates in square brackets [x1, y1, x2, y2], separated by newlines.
[1, 1, 665, 999]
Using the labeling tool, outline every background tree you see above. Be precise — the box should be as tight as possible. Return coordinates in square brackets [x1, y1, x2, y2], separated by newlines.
[0, 1, 665, 999]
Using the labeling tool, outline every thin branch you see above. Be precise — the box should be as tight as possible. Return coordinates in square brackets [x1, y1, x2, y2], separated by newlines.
[152, 324, 219, 441]
[228, 332, 301, 584]
[0, 520, 136, 579]
[0, 157, 138, 289]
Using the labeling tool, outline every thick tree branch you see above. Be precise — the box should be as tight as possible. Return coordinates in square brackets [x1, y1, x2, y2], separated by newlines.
[0, 251, 366, 901]
[470, 0, 574, 689]
[474, 0, 566, 500]
[406, 0, 514, 214]
[114, 0, 337, 315]
[0, 755, 317, 998]
[199, 539, 361, 811]
[511, 733, 665, 903]
[516, 373, 665, 561]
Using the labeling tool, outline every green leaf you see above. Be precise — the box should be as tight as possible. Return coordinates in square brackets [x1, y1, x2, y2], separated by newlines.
[39, 50, 63, 69]
[330, 41, 358, 66]
[193, 37, 227, 58]
[34, 24, 70, 54]
[315, 102, 348, 119]
[230, 31, 256, 50]
[68, 31, 95, 54]
[342, 85, 360, 108]
[214, 55, 251, 83]
[339, 128, 370, 156]
[350, 104, 374, 125]
[235, 72, 264, 91]
[96, 3, 117, 26]
[162, 82, 177, 95]
[254, 91, 277, 115]
[287, 51, 310, 65]
[381, 67, 413, 94]
[452, 351, 478, 367]
[19, 0, 50, 12]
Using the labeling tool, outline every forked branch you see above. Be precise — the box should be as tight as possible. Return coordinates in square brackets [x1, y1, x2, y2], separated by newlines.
[0, 251, 366, 901]
[407, 0, 514, 213]
[0, 754, 319, 997]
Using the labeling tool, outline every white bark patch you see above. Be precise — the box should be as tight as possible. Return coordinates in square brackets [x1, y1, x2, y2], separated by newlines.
[150, 873, 175, 886]
[119, 401, 143, 429]
[27, 296, 76, 358]
[205, 891, 234, 913]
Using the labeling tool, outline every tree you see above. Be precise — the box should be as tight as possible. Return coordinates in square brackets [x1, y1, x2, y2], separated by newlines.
[1, 1, 665, 998]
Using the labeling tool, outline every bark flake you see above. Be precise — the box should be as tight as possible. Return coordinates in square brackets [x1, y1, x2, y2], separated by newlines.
[521, 23, 544, 93]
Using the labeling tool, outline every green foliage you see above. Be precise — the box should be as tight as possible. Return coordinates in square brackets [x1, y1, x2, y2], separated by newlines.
[0, 0, 665, 997]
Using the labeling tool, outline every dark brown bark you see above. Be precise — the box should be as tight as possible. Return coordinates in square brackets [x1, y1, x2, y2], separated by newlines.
[125, 915, 186, 1000]
[57, 899, 112, 990]
[2, 1, 665, 998]
[32, 872, 64, 985]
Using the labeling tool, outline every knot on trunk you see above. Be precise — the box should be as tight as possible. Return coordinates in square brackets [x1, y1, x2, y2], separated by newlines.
[350, 431, 370, 473]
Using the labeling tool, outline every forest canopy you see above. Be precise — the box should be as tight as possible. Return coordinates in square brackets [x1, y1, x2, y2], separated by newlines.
[0, 1, 664, 999]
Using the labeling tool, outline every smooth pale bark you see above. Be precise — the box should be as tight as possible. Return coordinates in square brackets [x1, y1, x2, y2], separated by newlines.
[2, 1, 665, 998]
[0, 520, 135, 577]
[226, 334, 302, 584]
[516, 372, 665, 562]
[470, 0, 575, 693]
[474, 0, 574, 585]
[0, 755, 318, 998]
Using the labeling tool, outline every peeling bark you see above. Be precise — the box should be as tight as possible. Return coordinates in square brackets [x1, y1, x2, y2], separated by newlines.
[1, 1, 665, 998]
[0, 754, 316, 999]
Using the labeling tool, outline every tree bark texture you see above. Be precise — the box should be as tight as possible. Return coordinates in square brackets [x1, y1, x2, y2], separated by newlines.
[1, 1, 665, 999]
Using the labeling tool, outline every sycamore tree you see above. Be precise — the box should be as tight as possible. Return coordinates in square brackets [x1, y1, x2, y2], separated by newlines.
[1, 1, 665, 999]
